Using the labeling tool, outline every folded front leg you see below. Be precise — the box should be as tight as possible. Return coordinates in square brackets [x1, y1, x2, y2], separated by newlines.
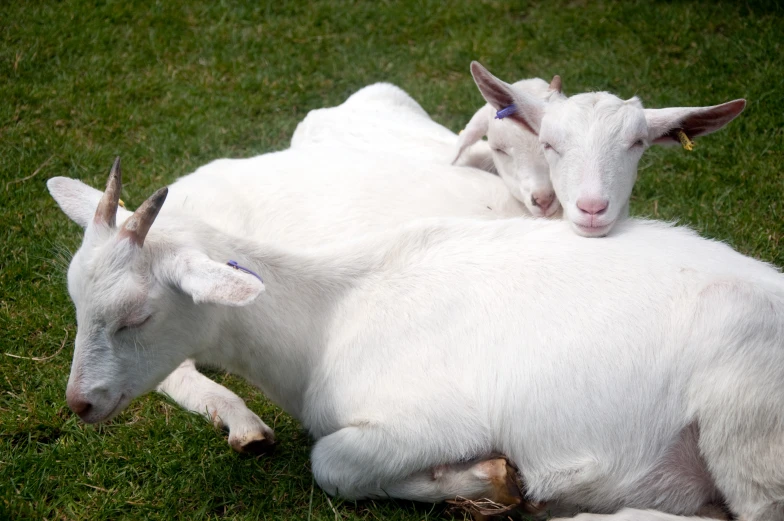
[156, 359, 275, 454]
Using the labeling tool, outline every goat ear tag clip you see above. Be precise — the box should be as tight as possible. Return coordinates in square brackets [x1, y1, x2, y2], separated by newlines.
[677, 129, 695, 152]
[495, 105, 517, 120]
[227, 260, 264, 283]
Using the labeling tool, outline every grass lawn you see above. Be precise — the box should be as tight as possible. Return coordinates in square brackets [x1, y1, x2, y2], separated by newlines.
[1, 1, 782, 519]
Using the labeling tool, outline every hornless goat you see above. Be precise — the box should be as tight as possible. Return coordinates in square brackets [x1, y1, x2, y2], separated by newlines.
[453, 75, 564, 218]
[469, 62, 746, 237]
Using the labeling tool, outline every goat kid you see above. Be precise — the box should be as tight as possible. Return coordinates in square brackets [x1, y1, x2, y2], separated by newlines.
[54, 161, 784, 521]
[453, 75, 563, 218]
[469, 62, 746, 238]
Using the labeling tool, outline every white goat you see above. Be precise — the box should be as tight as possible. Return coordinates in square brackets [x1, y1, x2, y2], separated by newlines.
[453, 75, 564, 217]
[470, 61, 746, 237]
[49, 144, 527, 454]
[290, 82, 495, 171]
[54, 160, 784, 521]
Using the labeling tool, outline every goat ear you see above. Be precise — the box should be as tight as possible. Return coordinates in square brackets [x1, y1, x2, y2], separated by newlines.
[453, 104, 494, 164]
[645, 99, 746, 145]
[174, 253, 265, 307]
[470, 61, 545, 135]
[47, 177, 132, 229]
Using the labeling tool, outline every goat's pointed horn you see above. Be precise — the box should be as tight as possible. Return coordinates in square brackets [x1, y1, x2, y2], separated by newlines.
[548, 75, 562, 93]
[118, 186, 168, 247]
[94, 156, 122, 227]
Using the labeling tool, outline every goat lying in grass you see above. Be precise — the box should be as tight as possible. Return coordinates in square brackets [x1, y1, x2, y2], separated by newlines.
[468, 62, 746, 237]
[49, 140, 532, 454]
[52, 159, 784, 521]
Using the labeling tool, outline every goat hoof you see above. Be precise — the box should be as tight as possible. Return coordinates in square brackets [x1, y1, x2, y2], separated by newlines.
[476, 456, 547, 517]
[235, 436, 276, 456]
[229, 430, 276, 455]
[476, 457, 524, 507]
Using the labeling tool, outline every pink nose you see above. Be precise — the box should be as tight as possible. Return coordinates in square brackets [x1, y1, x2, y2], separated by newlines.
[532, 192, 556, 212]
[576, 197, 609, 215]
[66, 388, 92, 419]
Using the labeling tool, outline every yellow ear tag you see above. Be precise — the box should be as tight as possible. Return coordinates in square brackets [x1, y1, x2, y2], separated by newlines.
[118, 199, 126, 209]
[677, 129, 695, 152]
[459, 129, 464, 136]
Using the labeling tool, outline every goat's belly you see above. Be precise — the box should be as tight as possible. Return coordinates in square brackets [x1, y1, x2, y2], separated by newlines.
[625, 422, 720, 513]
[518, 423, 719, 515]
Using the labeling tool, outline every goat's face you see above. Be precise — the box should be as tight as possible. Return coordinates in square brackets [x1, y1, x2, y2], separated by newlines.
[486, 116, 559, 217]
[538, 93, 646, 236]
[455, 77, 560, 218]
[470, 61, 746, 237]
[64, 237, 175, 423]
[49, 159, 264, 423]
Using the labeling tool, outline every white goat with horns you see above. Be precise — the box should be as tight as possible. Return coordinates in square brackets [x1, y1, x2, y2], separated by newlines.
[49, 118, 531, 454]
[52, 157, 784, 521]
[51, 84, 546, 454]
[467, 61, 746, 237]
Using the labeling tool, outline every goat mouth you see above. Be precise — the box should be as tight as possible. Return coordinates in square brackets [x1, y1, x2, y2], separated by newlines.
[543, 203, 561, 218]
[573, 220, 615, 237]
[83, 393, 128, 424]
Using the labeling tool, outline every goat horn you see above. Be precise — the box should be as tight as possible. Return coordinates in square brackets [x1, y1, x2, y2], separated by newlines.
[118, 186, 168, 247]
[548, 75, 562, 93]
[93, 156, 122, 228]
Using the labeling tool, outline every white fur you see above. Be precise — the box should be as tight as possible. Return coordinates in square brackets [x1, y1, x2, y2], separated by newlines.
[52, 164, 784, 520]
[470, 62, 745, 238]
[290, 82, 497, 173]
[454, 78, 561, 217]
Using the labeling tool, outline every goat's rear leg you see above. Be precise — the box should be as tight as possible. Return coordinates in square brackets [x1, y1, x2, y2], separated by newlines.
[156, 359, 275, 454]
[310, 426, 539, 514]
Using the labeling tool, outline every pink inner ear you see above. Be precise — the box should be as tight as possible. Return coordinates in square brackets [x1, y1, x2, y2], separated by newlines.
[658, 99, 746, 144]
[509, 113, 539, 136]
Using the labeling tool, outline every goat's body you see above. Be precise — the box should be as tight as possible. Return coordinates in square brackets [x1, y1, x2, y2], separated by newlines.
[167, 144, 525, 246]
[177, 216, 784, 517]
[290, 82, 493, 168]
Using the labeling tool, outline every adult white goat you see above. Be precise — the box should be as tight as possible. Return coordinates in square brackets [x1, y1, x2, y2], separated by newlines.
[55, 160, 784, 521]
[49, 140, 528, 454]
[469, 62, 746, 237]
[453, 75, 564, 217]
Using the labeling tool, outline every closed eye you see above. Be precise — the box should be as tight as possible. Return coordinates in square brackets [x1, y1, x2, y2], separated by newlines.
[116, 315, 152, 335]
[492, 148, 509, 156]
[631, 139, 645, 149]
[542, 143, 559, 155]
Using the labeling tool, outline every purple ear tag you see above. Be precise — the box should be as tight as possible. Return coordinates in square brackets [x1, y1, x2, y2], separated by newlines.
[495, 105, 517, 119]
[227, 260, 263, 283]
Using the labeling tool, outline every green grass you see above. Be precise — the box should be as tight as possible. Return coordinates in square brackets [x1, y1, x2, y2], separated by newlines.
[1, 0, 782, 519]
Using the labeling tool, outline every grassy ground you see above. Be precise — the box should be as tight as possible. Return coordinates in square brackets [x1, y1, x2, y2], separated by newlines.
[1, 1, 782, 519]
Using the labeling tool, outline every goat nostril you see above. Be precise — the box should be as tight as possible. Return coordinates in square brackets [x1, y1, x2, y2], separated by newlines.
[532, 193, 555, 211]
[576, 197, 609, 216]
[68, 397, 92, 416]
